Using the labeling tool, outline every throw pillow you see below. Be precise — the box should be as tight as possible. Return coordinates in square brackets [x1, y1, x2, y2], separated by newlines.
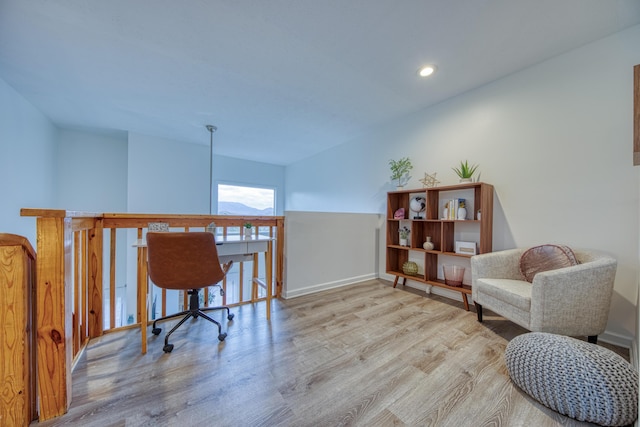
[519, 244, 578, 283]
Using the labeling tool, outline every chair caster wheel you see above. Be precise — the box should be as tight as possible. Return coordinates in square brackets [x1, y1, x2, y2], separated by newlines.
[163, 344, 174, 353]
[218, 333, 227, 341]
[152, 328, 161, 335]
[227, 313, 235, 321]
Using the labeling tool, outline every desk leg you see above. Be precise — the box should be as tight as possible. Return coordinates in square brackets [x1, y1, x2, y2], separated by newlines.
[266, 241, 273, 321]
[137, 247, 148, 354]
[252, 254, 259, 302]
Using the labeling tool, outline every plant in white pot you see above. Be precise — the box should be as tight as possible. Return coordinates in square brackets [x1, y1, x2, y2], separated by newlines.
[398, 226, 410, 247]
[389, 157, 413, 189]
[243, 222, 253, 239]
[452, 160, 479, 183]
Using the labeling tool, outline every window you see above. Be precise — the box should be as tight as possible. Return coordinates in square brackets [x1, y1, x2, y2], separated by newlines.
[217, 184, 275, 215]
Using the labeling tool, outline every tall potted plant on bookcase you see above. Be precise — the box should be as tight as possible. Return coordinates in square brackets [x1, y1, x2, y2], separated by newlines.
[389, 157, 413, 189]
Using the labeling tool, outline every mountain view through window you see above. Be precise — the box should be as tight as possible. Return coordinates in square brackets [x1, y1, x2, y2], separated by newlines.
[217, 184, 275, 216]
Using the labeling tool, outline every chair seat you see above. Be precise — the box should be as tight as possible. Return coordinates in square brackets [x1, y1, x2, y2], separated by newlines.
[475, 278, 531, 312]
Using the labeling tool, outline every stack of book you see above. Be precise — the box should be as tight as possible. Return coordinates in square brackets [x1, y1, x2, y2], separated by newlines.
[444, 198, 465, 220]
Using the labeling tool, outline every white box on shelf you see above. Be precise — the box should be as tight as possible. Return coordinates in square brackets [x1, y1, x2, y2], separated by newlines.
[455, 241, 477, 255]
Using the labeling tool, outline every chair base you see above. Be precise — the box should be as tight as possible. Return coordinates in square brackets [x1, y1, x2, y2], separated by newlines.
[475, 302, 599, 345]
[151, 288, 234, 352]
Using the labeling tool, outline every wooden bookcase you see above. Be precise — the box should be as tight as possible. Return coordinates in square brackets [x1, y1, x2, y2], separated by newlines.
[386, 182, 493, 310]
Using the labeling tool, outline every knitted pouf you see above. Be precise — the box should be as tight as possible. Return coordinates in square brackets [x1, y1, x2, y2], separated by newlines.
[505, 332, 638, 426]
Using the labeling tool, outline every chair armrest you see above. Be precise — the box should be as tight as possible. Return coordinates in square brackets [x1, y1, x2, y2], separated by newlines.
[471, 248, 527, 287]
[530, 256, 617, 333]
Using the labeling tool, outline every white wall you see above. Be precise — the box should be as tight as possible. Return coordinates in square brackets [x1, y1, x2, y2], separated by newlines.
[284, 211, 381, 298]
[127, 133, 285, 214]
[56, 128, 128, 212]
[0, 77, 57, 244]
[285, 25, 640, 344]
[127, 132, 210, 214]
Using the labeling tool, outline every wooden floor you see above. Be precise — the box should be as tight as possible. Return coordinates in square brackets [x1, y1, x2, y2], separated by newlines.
[33, 280, 630, 427]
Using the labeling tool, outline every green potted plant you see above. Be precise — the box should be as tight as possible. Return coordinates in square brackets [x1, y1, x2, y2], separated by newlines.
[452, 160, 479, 183]
[398, 226, 410, 246]
[389, 157, 413, 189]
[243, 222, 253, 239]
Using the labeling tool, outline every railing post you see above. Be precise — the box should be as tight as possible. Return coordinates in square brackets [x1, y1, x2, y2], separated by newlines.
[276, 217, 285, 298]
[87, 219, 103, 337]
[0, 234, 37, 426]
[35, 217, 73, 420]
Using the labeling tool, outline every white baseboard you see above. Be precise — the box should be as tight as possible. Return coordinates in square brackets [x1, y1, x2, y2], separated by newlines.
[282, 273, 378, 299]
[599, 331, 633, 350]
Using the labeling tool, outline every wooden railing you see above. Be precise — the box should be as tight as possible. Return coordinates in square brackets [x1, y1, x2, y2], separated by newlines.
[20, 209, 285, 422]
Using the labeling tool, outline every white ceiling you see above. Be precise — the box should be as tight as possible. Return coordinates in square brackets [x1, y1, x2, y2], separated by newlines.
[1, 1, 639, 165]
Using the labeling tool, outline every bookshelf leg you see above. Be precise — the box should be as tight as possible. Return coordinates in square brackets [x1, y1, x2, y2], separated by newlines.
[393, 276, 399, 288]
[461, 293, 469, 311]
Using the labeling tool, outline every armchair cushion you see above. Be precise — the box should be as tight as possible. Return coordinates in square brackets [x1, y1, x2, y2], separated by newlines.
[476, 278, 531, 311]
[519, 244, 578, 282]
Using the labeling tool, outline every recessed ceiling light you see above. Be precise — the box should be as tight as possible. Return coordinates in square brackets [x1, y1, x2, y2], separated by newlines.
[418, 65, 437, 77]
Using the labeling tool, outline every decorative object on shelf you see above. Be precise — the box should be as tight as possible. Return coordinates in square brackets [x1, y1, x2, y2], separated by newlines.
[394, 208, 405, 219]
[477, 209, 482, 220]
[389, 157, 413, 189]
[423, 236, 434, 250]
[452, 160, 479, 183]
[457, 200, 467, 220]
[402, 261, 419, 275]
[243, 222, 253, 239]
[455, 241, 477, 255]
[205, 221, 216, 234]
[442, 204, 448, 220]
[443, 265, 465, 287]
[410, 196, 426, 219]
[419, 171, 440, 188]
[399, 226, 410, 246]
[148, 222, 170, 232]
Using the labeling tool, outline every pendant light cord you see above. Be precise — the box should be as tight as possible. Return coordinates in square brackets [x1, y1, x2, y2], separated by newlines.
[206, 125, 217, 215]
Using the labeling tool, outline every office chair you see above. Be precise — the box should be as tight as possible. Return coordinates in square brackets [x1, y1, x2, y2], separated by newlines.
[146, 231, 234, 353]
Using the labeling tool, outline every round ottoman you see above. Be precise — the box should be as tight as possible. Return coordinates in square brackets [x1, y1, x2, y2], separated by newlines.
[505, 332, 638, 426]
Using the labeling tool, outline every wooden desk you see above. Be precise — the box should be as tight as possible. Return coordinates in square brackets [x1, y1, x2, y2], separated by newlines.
[133, 235, 274, 354]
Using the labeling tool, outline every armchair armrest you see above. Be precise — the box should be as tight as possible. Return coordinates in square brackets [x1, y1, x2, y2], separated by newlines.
[471, 248, 527, 287]
[529, 256, 617, 334]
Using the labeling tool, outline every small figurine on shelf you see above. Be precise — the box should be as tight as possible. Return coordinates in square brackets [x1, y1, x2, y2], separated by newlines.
[457, 200, 467, 220]
[399, 226, 410, 247]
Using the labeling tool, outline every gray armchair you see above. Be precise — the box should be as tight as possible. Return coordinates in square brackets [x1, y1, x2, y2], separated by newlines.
[471, 248, 617, 344]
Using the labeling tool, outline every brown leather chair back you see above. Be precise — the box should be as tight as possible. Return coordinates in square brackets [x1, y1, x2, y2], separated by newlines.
[146, 232, 226, 290]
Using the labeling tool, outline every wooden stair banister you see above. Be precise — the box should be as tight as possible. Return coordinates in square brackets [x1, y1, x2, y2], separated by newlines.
[0, 233, 37, 426]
